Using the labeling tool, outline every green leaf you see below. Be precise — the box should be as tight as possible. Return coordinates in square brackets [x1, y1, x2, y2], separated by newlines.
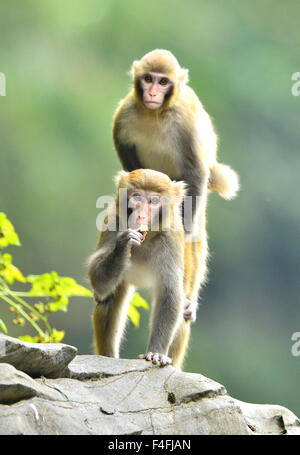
[58, 277, 93, 297]
[127, 302, 141, 327]
[48, 296, 69, 312]
[18, 330, 65, 344]
[18, 335, 41, 343]
[0, 253, 26, 284]
[0, 213, 21, 248]
[49, 329, 65, 343]
[0, 319, 8, 334]
[27, 272, 92, 298]
[130, 292, 149, 309]
[27, 273, 56, 295]
[127, 292, 149, 327]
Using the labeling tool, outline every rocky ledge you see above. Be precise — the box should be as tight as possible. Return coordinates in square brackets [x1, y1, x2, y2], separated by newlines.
[0, 334, 299, 435]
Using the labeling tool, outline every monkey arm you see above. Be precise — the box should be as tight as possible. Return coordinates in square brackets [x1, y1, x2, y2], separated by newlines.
[180, 133, 209, 234]
[88, 231, 131, 301]
[113, 115, 143, 172]
[184, 164, 209, 235]
[115, 142, 143, 172]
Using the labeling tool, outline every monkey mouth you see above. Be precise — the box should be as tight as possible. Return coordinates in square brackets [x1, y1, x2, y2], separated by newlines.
[137, 224, 149, 242]
[145, 101, 161, 106]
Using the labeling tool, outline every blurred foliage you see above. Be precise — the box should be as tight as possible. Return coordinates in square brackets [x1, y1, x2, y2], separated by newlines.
[0, 212, 92, 342]
[0, 1, 299, 415]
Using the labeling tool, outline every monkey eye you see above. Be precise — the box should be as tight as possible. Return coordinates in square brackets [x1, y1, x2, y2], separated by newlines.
[159, 78, 169, 86]
[150, 196, 161, 205]
[131, 193, 143, 201]
[143, 74, 152, 83]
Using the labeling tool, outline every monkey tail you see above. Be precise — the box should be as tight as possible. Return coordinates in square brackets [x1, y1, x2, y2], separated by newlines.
[208, 163, 240, 200]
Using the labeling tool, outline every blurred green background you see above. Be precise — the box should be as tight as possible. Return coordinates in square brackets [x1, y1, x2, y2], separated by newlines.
[1, 0, 299, 416]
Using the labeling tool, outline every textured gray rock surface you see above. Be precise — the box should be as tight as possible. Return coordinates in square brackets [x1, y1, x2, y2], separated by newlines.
[0, 334, 77, 378]
[0, 336, 299, 435]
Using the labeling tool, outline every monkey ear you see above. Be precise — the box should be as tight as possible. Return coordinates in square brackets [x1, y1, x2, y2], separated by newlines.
[180, 68, 189, 84]
[129, 60, 139, 79]
[114, 171, 129, 188]
[173, 180, 186, 203]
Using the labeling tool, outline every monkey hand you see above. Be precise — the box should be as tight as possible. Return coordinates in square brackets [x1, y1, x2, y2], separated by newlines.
[138, 352, 172, 367]
[183, 298, 197, 322]
[117, 229, 144, 252]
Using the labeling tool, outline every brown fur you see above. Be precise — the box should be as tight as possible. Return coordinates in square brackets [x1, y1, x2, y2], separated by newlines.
[88, 169, 187, 368]
[111, 50, 239, 369]
[93, 282, 133, 357]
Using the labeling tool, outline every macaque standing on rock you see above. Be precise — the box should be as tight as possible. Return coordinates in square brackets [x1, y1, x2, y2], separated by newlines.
[88, 169, 189, 368]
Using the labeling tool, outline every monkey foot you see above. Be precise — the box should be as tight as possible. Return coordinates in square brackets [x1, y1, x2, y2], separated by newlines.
[138, 352, 172, 366]
[183, 298, 196, 322]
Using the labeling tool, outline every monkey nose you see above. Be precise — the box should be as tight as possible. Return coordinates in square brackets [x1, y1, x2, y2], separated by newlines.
[137, 213, 147, 224]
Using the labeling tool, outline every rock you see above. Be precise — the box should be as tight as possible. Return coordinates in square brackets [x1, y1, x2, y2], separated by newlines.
[0, 364, 64, 404]
[0, 350, 299, 435]
[65, 354, 154, 379]
[0, 334, 77, 378]
[236, 400, 300, 435]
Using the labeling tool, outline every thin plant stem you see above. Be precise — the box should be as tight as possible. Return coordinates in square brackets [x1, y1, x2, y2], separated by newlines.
[0, 293, 46, 338]
[0, 277, 52, 333]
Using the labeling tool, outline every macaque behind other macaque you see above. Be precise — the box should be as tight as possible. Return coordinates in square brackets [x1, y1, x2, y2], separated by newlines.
[112, 50, 240, 343]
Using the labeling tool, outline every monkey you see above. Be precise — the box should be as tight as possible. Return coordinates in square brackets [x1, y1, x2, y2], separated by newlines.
[88, 168, 188, 367]
[113, 49, 239, 213]
[112, 49, 240, 357]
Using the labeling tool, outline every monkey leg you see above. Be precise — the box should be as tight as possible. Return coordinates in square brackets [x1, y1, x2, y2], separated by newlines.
[169, 227, 208, 370]
[168, 320, 191, 369]
[92, 282, 133, 358]
[187, 210, 209, 290]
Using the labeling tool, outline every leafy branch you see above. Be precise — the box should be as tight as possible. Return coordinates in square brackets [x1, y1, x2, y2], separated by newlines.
[0, 212, 93, 343]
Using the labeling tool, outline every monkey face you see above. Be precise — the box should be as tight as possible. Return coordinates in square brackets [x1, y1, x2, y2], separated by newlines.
[139, 72, 173, 109]
[115, 169, 186, 233]
[127, 189, 163, 229]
